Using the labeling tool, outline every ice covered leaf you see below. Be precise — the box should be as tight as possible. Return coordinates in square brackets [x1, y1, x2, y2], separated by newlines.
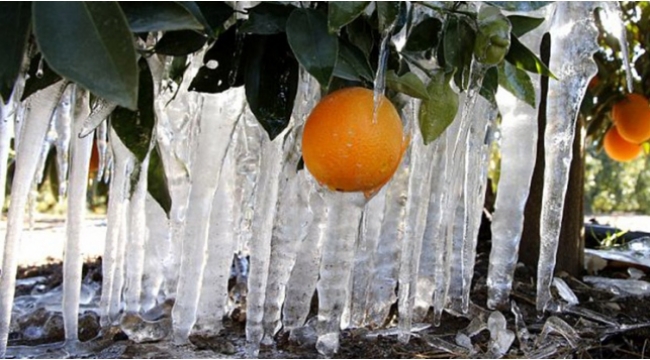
[479, 66, 499, 105]
[179, 2, 234, 37]
[240, 2, 295, 35]
[287, 8, 338, 90]
[334, 39, 374, 82]
[386, 70, 430, 100]
[419, 70, 459, 145]
[505, 35, 557, 79]
[441, 15, 476, 90]
[0, 2, 30, 103]
[487, 2, 552, 12]
[403, 17, 442, 52]
[120, 2, 203, 33]
[147, 143, 172, 217]
[508, 15, 545, 38]
[328, 2, 369, 34]
[245, 34, 299, 140]
[498, 61, 535, 107]
[189, 24, 243, 93]
[346, 16, 374, 58]
[111, 59, 155, 163]
[34, 2, 139, 110]
[154, 30, 207, 56]
[21, 55, 63, 102]
[377, 2, 400, 33]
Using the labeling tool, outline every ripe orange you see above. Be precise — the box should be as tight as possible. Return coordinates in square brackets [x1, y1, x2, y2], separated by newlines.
[603, 126, 642, 162]
[301, 87, 406, 196]
[611, 93, 650, 144]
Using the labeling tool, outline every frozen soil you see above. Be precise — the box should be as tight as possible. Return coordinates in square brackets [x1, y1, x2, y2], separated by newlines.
[7, 233, 650, 359]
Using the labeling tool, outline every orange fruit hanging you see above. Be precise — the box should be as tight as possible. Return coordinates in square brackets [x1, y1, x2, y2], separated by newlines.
[301, 87, 406, 197]
[603, 126, 642, 162]
[611, 93, 650, 144]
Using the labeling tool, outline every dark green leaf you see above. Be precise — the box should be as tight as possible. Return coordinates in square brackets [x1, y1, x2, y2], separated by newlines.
[155, 30, 207, 56]
[245, 34, 299, 140]
[487, 2, 552, 12]
[147, 142, 172, 217]
[505, 34, 556, 79]
[169, 56, 188, 85]
[386, 70, 430, 100]
[443, 15, 476, 90]
[287, 8, 338, 90]
[334, 39, 374, 82]
[377, 2, 400, 33]
[120, 2, 203, 33]
[346, 16, 374, 58]
[111, 59, 155, 163]
[498, 61, 536, 107]
[21, 55, 63, 101]
[189, 24, 244, 93]
[479, 66, 498, 105]
[240, 2, 295, 34]
[328, 2, 369, 34]
[178, 1, 233, 36]
[0, 2, 31, 103]
[403, 17, 442, 52]
[419, 70, 459, 144]
[34, 2, 139, 110]
[508, 15, 544, 38]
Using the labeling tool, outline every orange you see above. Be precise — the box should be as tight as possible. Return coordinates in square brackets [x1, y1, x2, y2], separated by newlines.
[302, 87, 406, 196]
[603, 126, 642, 162]
[611, 93, 650, 144]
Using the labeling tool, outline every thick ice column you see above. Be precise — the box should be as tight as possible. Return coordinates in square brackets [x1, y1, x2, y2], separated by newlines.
[0, 81, 66, 358]
[194, 142, 238, 334]
[100, 128, 136, 326]
[140, 193, 170, 312]
[123, 152, 151, 314]
[171, 87, 244, 343]
[315, 191, 365, 357]
[0, 100, 14, 243]
[537, 2, 599, 312]
[62, 88, 92, 343]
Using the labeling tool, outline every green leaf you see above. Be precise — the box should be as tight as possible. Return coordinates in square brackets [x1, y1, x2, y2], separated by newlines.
[419, 70, 459, 145]
[111, 59, 155, 163]
[287, 8, 338, 90]
[443, 15, 476, 90]
[377, 2, 400, 33]
[189, 24, 244, 93]
[479, 66, 498, 105]
[334, 39, 374, 82]
[240, 2, 295, 35]
[34, 2, 139, 110]
[498, 61, 536, 107]
[178, 2, 233, 36]
[508, 15, 544, 38]
[21, 55, 63, 102]
[119, 2, 203, 33]
[147, 143, 172, 217]
[386, 70, 430, 100]
[403, 17, 442, 52]
[154, 30, 207, 56]
[328, 2, 369, 34]
[505, 34, 556, 79]
[0, 2, 31, 103]
[346, 16, 374, 58]
[245, 34, 299, 141]
[487, 2, 553, 12]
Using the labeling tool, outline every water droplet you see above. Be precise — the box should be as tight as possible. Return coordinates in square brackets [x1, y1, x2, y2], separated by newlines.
[206, 60, 219, 70]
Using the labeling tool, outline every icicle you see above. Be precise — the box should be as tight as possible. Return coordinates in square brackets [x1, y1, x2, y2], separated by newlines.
[602, 2, 633, 93]
[373, 28, 393, 122]
[397, 101, 434, 343]
[109, 201, 131, 321]
[123, 152, 151, 314]
[194, 141, 238, 335]
[62, 87, 92, 344]
[53, 86, 74, 199]
[537, 2, 599, 312]
[99, 127, 136, 326]
[315, 191, 365, 357]
[245, 127, 286, 356]
[95, 121, 109, 181]
[140, 193, 169, 312]
[0, 102, 10, 226]
[0, 81, 66, 358]
[78, 98, 117, 138]
[171, 87, 244, 344]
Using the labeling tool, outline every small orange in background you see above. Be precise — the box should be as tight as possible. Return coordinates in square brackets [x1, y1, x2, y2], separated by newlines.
[301, 87, 406, 197]
[603, 126, 642, 162]
[611, 93, 650, 144]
